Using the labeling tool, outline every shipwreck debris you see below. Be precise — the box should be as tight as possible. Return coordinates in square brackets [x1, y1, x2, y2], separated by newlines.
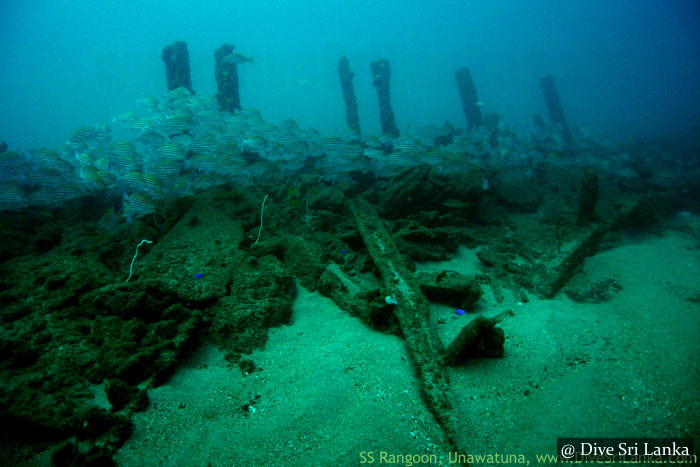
[540, 75, 572, 148]
[215, 43, 242, 112]
[350, 199, 470, 463]
[161, 40, 194, 93]
[338, 56, 361, 137]
[577, 170, 600, 226]
[455, 67, 483, 130]
[370, 59, 400, 138]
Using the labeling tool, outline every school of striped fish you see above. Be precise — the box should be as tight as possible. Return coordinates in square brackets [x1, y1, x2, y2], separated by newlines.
[0, 86, 525, 225]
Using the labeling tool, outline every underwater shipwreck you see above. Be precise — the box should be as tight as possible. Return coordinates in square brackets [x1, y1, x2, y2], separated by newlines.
[0, 41, 699, 465]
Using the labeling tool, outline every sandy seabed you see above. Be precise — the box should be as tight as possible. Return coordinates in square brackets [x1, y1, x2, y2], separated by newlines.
[115, 213, 700, 467]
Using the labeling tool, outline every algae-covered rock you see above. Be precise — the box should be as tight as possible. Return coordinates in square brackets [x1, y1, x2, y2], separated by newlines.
[444, 316, 505, 365]
[418, 270, 482, 311]
[493, 178, 541, 212]
[565, 277, 622, 303]
[378, 165, 484, 219]
[210, 254, 296, 358]
[138, 189, 245, 302]
[395, 224, 461, 261]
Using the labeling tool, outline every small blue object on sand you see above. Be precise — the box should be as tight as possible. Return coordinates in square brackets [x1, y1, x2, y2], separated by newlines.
[455, 309, 466, 315]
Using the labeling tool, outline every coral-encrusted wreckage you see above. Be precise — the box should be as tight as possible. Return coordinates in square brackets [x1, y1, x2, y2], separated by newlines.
[0, 41, 698, 465]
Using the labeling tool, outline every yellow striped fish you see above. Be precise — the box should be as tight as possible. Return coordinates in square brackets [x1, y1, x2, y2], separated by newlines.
[123, 192, 157, 223]
[155, 143, 185, 160]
